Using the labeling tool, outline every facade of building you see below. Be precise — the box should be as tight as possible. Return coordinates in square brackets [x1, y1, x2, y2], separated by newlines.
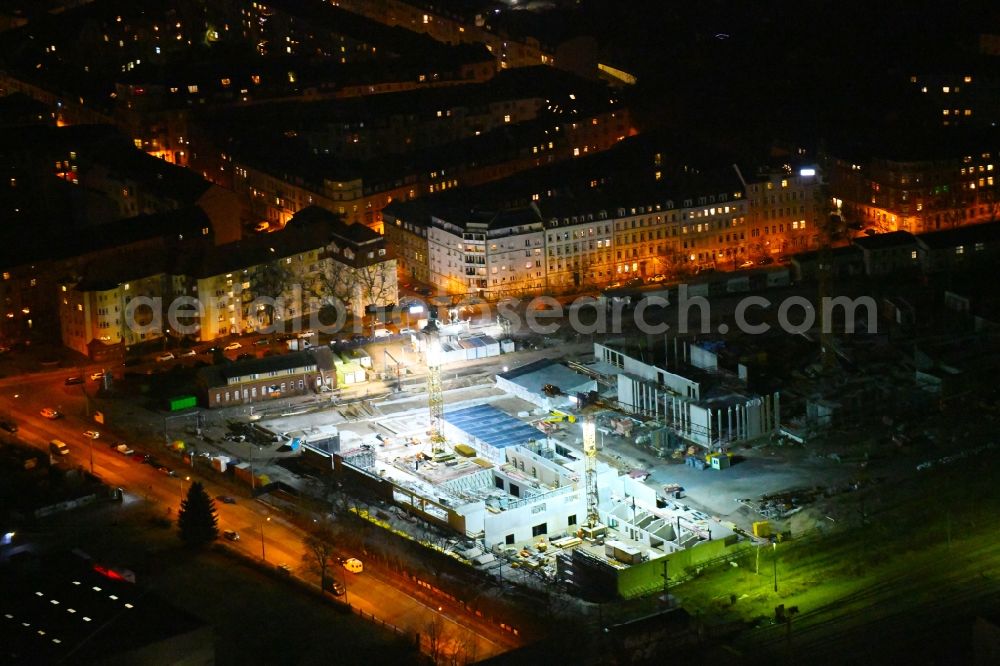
[594, 342, 780, 448]
[742, 167, 824, 261]
[826, 142, 1000, 236]
[197, 348, 335, 408]
[58, 271, 172, 357]
[385, 164, 822, 295]
[395, 205, 546, 297]
[55, 207, 395, 354]
[852, 231, 921, 276]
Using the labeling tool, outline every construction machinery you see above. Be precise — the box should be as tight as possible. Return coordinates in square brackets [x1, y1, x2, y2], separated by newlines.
[544, 409, 577, 424]
[583, 417, 601, 530]
[423, 319, 446, 457]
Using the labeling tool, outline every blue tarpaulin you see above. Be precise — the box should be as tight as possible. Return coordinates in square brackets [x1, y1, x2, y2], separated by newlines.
[444, 404, 543, 450]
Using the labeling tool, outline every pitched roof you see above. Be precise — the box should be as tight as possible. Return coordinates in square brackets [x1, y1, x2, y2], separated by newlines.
[852, 230, 917, 250]
[916, 221, 1000, 250]
[217, 350, 319, 382]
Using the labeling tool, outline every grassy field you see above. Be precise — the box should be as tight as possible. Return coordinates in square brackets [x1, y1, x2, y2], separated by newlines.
[660, 448, 1000, 663]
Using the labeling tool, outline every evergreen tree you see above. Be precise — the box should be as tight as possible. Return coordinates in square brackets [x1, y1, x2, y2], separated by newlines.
[177, 481, 219, 547]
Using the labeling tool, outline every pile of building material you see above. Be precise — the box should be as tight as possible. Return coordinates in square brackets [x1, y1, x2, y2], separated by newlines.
[739, 487, 824, 519]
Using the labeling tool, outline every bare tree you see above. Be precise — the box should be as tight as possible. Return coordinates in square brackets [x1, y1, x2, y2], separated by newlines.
[248, 260, 292, 327]
[354, 261, 397, 312]
[301, 520, 338, 587]
[422, 615, 448, 665]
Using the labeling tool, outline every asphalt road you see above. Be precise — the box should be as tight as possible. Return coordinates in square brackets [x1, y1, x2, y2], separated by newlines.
[0, 371, 517, 661]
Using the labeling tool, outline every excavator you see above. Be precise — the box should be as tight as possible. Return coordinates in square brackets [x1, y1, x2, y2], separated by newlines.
[544, 410, 577, 424]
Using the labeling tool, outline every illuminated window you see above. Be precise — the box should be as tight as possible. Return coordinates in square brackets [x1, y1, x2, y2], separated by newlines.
[187, 84, 198, 94]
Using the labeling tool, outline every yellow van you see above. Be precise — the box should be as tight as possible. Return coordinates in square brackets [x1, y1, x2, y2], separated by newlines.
[342, 557, 363, 574]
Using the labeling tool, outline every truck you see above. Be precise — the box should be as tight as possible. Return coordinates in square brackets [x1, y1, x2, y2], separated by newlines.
[49, 439, 69, 456]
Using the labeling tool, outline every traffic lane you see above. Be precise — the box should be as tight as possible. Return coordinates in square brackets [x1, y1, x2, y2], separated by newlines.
[355, 566, 506, 657]
[3, 394, 510, 657]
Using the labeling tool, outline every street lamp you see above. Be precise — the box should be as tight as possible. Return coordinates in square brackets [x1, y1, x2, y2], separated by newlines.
[260, 516, 271, 561]
[87, 434, 95, 476]
[772, 541, 778, 593]
[179, 475, 190, 504]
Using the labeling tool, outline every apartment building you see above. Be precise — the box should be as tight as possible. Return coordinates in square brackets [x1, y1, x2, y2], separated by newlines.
[59, 269, 172, 358]
[825, 128, 1000, 236]
[223, 68, 628, 233]
[741, 167, 823, 261]
[333, 0, 555, 70]
[421, 205, 545, 297]
[56, 207, 394, 356]
[385, 162, 825, 295]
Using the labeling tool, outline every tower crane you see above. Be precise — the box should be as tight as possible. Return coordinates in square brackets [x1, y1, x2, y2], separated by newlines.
[423, 318, 446, 456]
[582, 416, 600, 529]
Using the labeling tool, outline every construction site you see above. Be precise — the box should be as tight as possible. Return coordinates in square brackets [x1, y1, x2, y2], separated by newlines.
[242, 315, 770, 601]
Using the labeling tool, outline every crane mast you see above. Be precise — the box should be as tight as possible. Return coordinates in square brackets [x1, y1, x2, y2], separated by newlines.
[583, 417, 599, 528]
[424, 319, 446, 455]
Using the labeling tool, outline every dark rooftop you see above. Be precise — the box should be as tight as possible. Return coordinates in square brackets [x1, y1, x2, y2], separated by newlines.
[852, 231, 918, 251]
[915, 220, 1000, 250]
[0, 550, 208, 664]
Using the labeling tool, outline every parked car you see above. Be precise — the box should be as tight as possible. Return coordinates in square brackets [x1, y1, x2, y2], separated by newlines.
[132, 452, 151, 463]
[236, 352, 254, 361]
[342, 558, 364, 574]
[0, 420, 17, 433]
[223, 530, 240, 542]
[156, 352, 175, 362]
[254, 337, 271, 346]
[372, 328, 391, 339]
[64, 376, 84, 385]
[398, 327, 417, 336]
[224, 342, 242, 351]
[217, 495, 237, 504]
[324, 578, 346, 596]
[177, 348, 197, 357]
[89, 371, 105, 381]
[276, 563, 293, 576]
[40, 408, 62, 419]
[82, 430, 101, 440]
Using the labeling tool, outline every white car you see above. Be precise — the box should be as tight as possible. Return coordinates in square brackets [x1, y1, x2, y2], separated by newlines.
[398, 327, 417, 336]
[224, 342, 242, 351]
[156, 352, 175, 362]
[83, 430, 100, 440]
[40, 408, 62, 419]
[177, 348, 197, 357]
[372, 328, 391, 339]
[89, 371, 105, 381]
